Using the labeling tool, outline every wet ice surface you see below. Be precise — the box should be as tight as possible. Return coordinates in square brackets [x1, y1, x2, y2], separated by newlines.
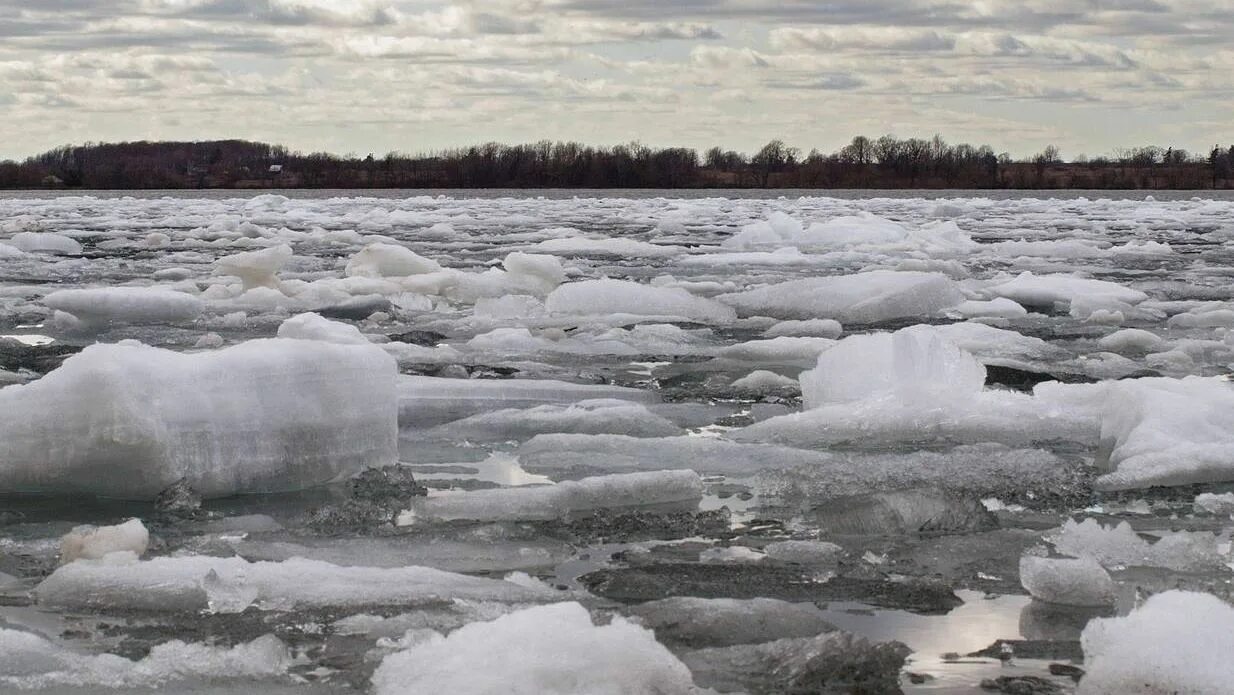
[4, 190, 1234, 693]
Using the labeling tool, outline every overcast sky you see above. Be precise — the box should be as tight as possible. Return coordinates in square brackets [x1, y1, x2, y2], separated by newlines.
[2, 0, 1232, 160]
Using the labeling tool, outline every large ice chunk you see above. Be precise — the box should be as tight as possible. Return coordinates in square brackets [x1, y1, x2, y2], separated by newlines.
[345, 242, 442, 277]
[277, 312, 369, 344]
[213, 244, 293, 290]
[1019, 555, 1116, 607]
[987, 271, 1147, 309]
[800, 325, 985, 408]
[1096, 376, 1234, 490]
[546, 279, 737, 324]
[60, 519, 149, 564]
[399, 470, 702, 523]
[1049, 518, 1223, 572]
[372, 602, 696, 695]
[43, 287, 202, 327]
[0, 630, 291, 690]
[0, 339, 397, 498]
[35, 554, 556, 613]
[1078, 591, 1234, 695]
[8, 231, 81, 255]
[737, 327, 1105, 449]
[718, 271, 964, 323]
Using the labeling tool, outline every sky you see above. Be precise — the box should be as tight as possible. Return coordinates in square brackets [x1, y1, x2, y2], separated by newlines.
[2, 0, 1233, 160]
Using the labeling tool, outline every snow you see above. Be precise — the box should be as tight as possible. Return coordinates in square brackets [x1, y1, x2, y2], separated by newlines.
[0, 339, 397, 498]
[718, 271, 964, 323]
[42, 287, 203, 327]
[546, 278, 736, 324]
[1019, 555, 1117, 607]
[1078, 591, 1234, 695]
[0, 630, 291, 690]
[399, 470, 702, 523]
[35, 554, 557, 613]
[372, 602, 696, 695]
[346, 242, 442, 277]
[59, 519, 149, 564]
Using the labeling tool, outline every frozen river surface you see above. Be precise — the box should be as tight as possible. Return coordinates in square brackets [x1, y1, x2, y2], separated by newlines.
[3, 191, 1234, 694]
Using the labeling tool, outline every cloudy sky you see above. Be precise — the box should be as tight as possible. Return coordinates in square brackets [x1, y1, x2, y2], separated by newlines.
[2, 0, 1232, 160]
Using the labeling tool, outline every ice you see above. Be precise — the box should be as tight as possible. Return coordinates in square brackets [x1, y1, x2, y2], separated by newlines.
[213, 244, 293, 290]
[35, 554, 557, 613]
[1049, 518, 1223, 572]
[0, 630, 291, 690]
[987, 271, 1147, 309]
[718, 270, 964, 323]
[0, 339, 397, 498]
[627, 597, 835, 647]
[681, 631, 910, 694]
[518, 434, 834, 477]
[530, 236, 682, 257]
[763, 318, 843, 339]
[345, 242, 442, 277]
[59, 519, 149, 564]
[398, 470, 702, 523]
[372, 602, 697, 695]
[950, 297, 1029, 319]
[0, 242, 27, 258]
[397, 375, 656, 429]
[1078, 591, 1234, 695]
[763, 540, 844, 565]
[276, 312, 370, 344]
[1096, 327, 1164, 352]
[1097, 376, 1234, 490]
[1195, 492, 1234, 516]
[738, 327, 1105, 448]
[717, 336, 836, 365]
[232, 538, 568, 574]
[799, 325, 986, 407]
[7, 231, 82, 255]
[731, 370, 799, 391]
[419, 400, 682, 440]
[42, 287, 203, 327]
[501, 252, 566, 294]
[1019, 555, 1117, 607]
[546, 279, 736, 324]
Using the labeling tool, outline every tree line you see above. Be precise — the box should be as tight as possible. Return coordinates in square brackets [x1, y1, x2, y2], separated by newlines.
[1, 137, 1232, 190]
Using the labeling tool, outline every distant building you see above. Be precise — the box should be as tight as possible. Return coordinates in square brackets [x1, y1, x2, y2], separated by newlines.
[268, 164, 284, 174]
[41, 174, 64, 187]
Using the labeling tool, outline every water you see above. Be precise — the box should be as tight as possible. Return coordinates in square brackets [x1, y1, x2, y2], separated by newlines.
[3, 191, 1234, 692]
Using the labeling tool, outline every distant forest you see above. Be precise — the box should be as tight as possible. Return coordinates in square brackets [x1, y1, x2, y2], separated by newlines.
[3, 137, 1234, 190]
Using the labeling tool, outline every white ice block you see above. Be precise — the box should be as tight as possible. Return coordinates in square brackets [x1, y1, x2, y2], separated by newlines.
[0, 338, 397, 499]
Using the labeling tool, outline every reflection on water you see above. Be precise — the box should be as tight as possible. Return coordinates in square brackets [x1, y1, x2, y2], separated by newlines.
[822, 590, 1088, 693]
